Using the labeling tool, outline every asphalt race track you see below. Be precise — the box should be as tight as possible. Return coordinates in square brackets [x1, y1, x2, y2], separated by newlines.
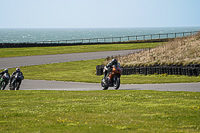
[1, 49, 200, 92]
[2, 79, 200, 92]
[0, 49, 142, 69]
[20, 80, 200, 92]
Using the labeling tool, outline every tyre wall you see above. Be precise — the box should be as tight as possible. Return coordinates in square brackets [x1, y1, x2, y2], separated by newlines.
[96, 64, 200, 76]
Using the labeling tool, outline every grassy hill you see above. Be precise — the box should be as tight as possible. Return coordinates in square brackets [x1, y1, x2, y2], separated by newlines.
[105, 32, 200, 67]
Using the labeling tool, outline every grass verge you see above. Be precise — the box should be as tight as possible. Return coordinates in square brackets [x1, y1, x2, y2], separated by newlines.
[0, 90, 200, 133]
[113, 33, 200, 66]
[0, 42, 162, 58]
[4, 59, 200, 84]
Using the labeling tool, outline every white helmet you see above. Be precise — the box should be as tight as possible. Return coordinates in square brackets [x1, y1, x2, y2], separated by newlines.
[4, 68, 8, 73]
[16, 68, 20, 72]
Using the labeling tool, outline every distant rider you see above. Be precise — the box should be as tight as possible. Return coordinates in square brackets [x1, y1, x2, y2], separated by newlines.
[9, 68, 24, 87]
[0, 68, 10, 84]
[103, 59, 120, 83]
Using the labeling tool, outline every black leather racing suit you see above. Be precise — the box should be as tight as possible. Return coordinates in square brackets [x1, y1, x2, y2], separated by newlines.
[0, 71, 6, 76]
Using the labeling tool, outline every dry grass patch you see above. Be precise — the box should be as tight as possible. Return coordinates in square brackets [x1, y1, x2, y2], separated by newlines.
[105, 32, 200, 66]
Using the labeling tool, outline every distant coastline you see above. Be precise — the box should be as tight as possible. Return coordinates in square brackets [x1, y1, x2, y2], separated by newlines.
[0, 27, 200, 43]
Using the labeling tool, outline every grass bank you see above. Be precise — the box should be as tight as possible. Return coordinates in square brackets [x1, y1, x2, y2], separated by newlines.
[5, 59, 200, 84]
[0, 90, 199, 133]
[0, 42, 162, 58]
[111, 32, 200, 66]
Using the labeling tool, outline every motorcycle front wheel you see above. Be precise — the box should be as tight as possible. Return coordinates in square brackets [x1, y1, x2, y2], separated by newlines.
[101, 80, 108, 90]
[0, 81, 6, 90]
[15, 82, 20, 90]
[114, 77, 120, 90]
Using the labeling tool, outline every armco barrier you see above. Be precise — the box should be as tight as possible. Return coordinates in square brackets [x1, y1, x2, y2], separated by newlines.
[96, 64, 200, 76]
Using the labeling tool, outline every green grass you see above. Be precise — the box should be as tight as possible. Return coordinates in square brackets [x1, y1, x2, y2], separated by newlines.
[4, 59, 200, 84]
[0, 90, 200, 133]
[121, 74, 200, 84]
[0, 42, 162, 57]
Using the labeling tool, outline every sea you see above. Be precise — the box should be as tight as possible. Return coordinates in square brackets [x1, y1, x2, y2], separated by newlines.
[0, 27, 200, 43]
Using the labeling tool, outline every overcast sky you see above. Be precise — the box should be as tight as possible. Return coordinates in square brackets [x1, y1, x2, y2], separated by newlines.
[0, 0, 200, 28]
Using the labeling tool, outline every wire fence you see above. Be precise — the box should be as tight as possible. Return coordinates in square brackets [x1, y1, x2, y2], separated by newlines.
[39, 31, 199, 44]
[0, 31, 199, 48]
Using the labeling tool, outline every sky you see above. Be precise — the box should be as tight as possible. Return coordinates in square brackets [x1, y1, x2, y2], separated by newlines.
[0, 0, 200, 28]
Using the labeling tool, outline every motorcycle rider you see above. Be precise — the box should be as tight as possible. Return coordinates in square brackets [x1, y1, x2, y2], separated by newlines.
[9, 68, 24, 87]
[103, 59, 120, 84]
[0, 68, 10, 84]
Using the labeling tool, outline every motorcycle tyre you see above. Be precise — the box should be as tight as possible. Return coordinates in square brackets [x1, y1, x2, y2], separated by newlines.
[0, 81, 6, 90]
[16, 82, 20, 90]
[10, 81, 17, 90]
[101, 80, 108, 90]
[114, 77, 120, 90]
[14, 82, 20, 90]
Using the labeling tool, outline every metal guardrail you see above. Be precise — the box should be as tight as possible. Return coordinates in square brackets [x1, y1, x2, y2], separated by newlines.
[39, 31, 199, 44]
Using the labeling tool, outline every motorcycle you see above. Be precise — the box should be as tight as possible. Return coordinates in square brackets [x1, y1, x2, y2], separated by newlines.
[0, 73, 10, 90]
[10, 73, 24, 90]
[101, 65, 122, 90]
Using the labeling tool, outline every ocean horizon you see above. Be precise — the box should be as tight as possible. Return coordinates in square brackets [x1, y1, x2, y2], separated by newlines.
[0, 27, 200, 43]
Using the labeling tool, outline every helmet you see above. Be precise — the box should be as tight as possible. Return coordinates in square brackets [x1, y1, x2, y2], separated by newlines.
[4, 68, 8, 73]
[112, 59, 117, 64]
[16, 68, 20, 72]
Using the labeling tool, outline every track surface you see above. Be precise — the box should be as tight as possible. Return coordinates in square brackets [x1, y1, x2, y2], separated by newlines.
[3, 79, 200, 92]
[1, 49, 199, 92]
[0, 49, 142, 69]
